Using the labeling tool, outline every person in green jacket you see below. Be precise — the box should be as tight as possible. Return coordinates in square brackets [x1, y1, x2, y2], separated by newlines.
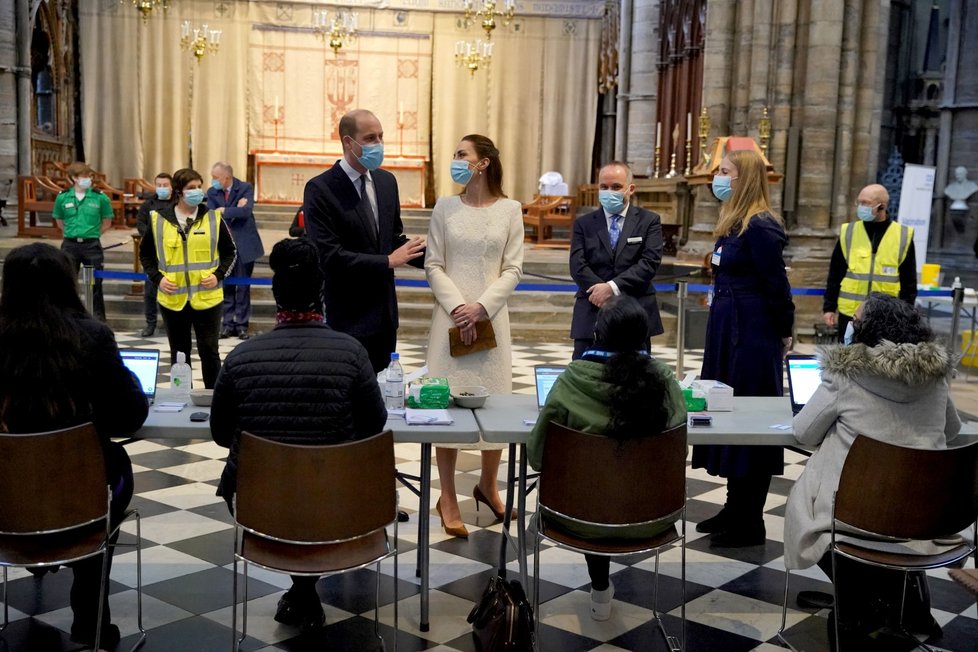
[528, 294, 686, 621]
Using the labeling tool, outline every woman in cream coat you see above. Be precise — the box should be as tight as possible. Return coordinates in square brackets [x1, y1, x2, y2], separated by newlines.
[784, 293, 960, 644]
[425, 134, 524, 538]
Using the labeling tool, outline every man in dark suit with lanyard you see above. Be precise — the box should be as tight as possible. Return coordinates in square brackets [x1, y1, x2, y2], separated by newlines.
[303, 109, 426, 373]
[207, 162, 265, 340]
[569, 161, 664, 359]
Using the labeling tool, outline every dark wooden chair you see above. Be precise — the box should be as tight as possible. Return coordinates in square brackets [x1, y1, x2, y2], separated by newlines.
[521, 195, 577, 248]
[778, 435, 978, 651]
[0, 423, 146, 651]
[531, 422, 687, 651]
[232, 430, 399, 651]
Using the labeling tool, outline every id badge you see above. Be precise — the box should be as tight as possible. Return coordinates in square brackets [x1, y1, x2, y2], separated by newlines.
[711, 246, 722, 266]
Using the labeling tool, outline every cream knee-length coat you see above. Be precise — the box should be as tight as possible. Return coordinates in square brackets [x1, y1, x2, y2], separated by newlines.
[425, 195, 524, 449]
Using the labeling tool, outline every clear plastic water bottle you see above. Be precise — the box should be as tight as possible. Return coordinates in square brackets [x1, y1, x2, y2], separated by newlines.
[170, 351, 192, 402]
[385, 352, 404, 411]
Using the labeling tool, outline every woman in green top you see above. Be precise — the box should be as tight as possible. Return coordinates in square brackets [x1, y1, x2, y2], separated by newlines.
[528, 295, 686, 621]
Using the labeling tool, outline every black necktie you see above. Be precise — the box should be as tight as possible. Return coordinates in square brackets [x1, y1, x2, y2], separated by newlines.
[360, 175, 377, 234]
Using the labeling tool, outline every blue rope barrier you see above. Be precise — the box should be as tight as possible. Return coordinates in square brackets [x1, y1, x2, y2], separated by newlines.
[92, 269, 955, 298]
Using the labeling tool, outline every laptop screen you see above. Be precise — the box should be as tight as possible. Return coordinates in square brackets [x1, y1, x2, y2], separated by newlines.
[120, 349, 161, 400]
[534, 365, 565, 409]
[786, 355, 822, 413]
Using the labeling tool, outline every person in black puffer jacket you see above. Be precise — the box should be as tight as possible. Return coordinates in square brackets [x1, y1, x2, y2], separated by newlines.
[210, 237, 387, 632]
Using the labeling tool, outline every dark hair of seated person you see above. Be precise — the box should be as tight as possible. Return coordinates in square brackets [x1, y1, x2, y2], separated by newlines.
[0, 243, 89, 429]
[268, 237, 324, 312]
[853, 292, 933, 347]
[591, 295, 671, 440]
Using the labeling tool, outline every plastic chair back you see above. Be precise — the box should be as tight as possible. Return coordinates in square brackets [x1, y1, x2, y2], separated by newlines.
[235, 430, 396, 543]
[0, 423, 107, 535]
[835, 435, 978, 540]
[539, 422, 687, 526]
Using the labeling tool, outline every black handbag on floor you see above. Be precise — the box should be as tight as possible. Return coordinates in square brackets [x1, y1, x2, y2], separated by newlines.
[467, 575, 536, 651]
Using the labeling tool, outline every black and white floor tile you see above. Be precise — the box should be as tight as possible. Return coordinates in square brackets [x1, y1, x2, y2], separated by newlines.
[2, 333, 975, 651]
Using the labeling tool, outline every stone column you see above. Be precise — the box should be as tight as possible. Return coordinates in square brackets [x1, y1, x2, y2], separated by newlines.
[0, 0, 21, 190]
[622, 0, 660, 174]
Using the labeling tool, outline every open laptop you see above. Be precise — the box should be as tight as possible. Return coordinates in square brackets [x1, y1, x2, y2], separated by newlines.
[786, 354, 822, 415]
[120, 348, 161, 405]
[534, 365, 566, 409]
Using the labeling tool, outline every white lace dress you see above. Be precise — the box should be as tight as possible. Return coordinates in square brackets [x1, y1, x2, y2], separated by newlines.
[425, 195, 525, 449]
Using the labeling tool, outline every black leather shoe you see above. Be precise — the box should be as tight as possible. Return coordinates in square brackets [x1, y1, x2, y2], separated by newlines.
[398, 510, 410, 522]
[695, 508, 731, 534]
[274, 591, 326, 632]
[220, 328, 234, 339]
[238, 331, 250, 340]
[710, 525, 766, 548]
[140, 323, 156, 337]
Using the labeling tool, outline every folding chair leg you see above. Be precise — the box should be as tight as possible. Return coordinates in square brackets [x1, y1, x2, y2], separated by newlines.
[777, 570, 792, 649]
[241, 561, 250, 649]
[129, 512, 147, 651]
[94, 547, 111, 652]
[374, 561, 385, 651]
[531, 517, 541, 635]
[652, 549, 681, 652]
[393, 520, 399, 652]
[231, 556, 239, 652]
[1, 567, 7, 632]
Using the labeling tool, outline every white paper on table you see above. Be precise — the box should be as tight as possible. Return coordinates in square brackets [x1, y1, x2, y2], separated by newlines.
[405, 408, 454, 425]
[769, 423, 792, 430]
[153, 402, 186, 412]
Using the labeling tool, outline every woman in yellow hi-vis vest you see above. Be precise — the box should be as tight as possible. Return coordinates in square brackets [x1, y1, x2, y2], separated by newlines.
[822, 184, 917, 343]
[139, 168, 237, 388]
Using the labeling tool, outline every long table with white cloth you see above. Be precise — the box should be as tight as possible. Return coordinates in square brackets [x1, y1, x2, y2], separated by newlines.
[134, 391, 978, 631]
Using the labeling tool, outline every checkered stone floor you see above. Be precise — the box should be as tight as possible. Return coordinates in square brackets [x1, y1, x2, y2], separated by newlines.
[2, 332, 975, 651]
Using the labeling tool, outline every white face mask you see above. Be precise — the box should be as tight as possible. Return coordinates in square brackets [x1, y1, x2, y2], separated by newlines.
[843, 321, 855, 346]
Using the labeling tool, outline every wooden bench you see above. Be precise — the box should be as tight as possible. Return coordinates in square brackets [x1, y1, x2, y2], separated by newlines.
[17, 176, 61, 238]
[522, 195, 577, 248]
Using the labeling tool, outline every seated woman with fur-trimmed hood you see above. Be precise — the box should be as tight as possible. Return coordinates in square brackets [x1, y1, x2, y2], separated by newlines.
[784, 292, 960, 647]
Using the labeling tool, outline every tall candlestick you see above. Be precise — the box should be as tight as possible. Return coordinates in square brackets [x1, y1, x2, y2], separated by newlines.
[655, 122, 662, 148]
[686, 112, 691, 140]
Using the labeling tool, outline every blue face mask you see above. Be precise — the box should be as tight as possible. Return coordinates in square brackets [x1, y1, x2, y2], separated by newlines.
[450, 160, 474, 185]
[712, 175, 734, 202]
[211, 179, 223, 191]
[843, 321, 855, 346]
[598, 190, 626, 214]
[155, 187, 172, 201]
[354, 141, 384, 171]
[856, 205, 876, 222]
[77, 177, 92, 190]
[183, 188, 205, 206]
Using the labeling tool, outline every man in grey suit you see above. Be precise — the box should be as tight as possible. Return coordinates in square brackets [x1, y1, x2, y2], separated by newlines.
[303, 109, 425, 373]
[569, 161, 664, 359]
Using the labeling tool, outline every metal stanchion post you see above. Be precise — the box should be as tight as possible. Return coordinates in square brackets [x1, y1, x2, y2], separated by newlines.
[676, 281, 687, 377]
[950, 277, 964, 357]
[81, 264, 95, 315]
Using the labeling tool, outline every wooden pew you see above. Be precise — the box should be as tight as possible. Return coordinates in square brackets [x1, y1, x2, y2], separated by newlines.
[521, 195, 577, 248]
[17, 176, 61, 238]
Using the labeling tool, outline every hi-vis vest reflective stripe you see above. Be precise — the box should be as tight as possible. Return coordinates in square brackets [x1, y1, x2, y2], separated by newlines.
[837, 220, 912, 317]
[151, 209, 223, 311]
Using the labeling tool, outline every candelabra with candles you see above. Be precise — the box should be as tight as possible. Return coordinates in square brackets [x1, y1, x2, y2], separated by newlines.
[665, 125, 679, 178]
[180, 21, 222, 63]
[758, 105, 771, 158]
[455, 40, 493, 76]
[126, 0, 169, 23]
[462, 0, 516, 39]
[698, 107, 711, 168]
[313, 9, 358, 55]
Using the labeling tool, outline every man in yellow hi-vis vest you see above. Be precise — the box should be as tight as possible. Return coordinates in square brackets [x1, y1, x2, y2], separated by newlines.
[823, 184, 917, 342]
[139, 168, 237, 388]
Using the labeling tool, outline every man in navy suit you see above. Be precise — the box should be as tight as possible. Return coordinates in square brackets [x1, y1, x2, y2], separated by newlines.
[569, 161, 664, 359]
[208, 162, 265, 340]
[303, 109, 426, 373]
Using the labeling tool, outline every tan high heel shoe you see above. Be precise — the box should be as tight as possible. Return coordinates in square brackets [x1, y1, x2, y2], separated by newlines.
[473, 485, 517, 522]
[435, 498, 469, 539]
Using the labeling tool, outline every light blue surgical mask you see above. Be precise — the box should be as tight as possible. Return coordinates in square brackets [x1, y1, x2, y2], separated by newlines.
[712, 175, 734, 202]
[856, 205, 876, 222]
[77, 177, 92, 190]
[843, 321, 855, 346]
[183, 188, 205, 206]
[155, 187, 172, 201]
[598, 190, 626, 214]
[211, 179, 223, 191]
[450, 160, 474, 185]
[354, 141, 385, 171]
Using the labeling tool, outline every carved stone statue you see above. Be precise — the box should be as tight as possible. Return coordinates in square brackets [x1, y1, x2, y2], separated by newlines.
[945, 166, 978, 210]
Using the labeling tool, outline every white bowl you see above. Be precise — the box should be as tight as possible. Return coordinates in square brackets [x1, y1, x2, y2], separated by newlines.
[451, 386, 489, 409]
[189, 389, 213, 407]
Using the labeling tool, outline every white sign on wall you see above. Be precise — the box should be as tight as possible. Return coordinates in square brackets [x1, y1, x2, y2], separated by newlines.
[897, 164, 936, 272]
